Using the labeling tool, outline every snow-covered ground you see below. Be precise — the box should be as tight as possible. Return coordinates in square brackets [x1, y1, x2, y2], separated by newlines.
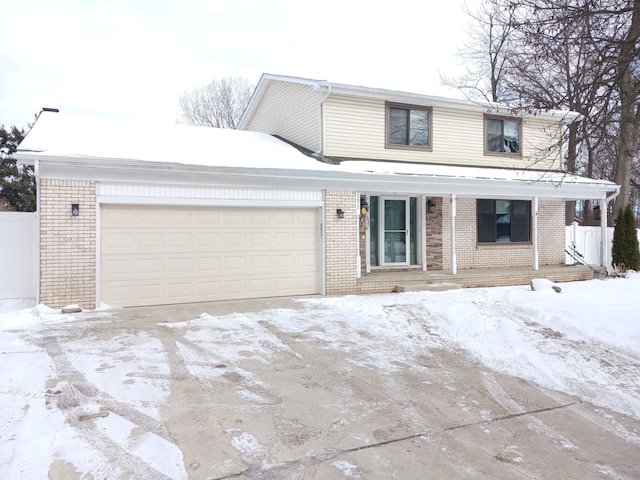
[1, 274, 639, 478]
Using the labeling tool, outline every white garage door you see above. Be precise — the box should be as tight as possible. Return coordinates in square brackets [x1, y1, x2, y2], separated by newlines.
[101, 205, 321, 307]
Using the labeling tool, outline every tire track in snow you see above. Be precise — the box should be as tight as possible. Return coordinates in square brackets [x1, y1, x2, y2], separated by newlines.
[40, 334, 185, 479]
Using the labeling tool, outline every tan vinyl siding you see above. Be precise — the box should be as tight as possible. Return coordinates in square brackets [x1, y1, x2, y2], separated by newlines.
[521, 117, 563, 171]
[245, 81, 320, 152]
[324, 95, 563, 170]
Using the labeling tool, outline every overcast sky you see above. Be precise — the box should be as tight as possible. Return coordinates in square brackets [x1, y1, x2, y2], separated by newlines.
[1, 0, 479, 129]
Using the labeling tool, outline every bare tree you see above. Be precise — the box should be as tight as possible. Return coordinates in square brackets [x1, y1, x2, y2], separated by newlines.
[441, 2, 516, 103]
[178, 76, 254, 129]
[450, 0, 640, 222]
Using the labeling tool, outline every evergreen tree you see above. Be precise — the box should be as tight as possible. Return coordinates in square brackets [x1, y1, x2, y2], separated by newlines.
[0, 124, 36, 211]
[611, 204, 640, 272]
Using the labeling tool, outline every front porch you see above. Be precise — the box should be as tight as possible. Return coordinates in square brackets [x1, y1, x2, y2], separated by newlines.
[355, 264, 599, 295]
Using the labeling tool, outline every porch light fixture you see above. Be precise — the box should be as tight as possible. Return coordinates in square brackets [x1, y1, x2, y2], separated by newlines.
[336, 209, 344, 219]
[428, 199, 436, 214]
[593, 204, 601, 221]
[71, 204, 80, 216]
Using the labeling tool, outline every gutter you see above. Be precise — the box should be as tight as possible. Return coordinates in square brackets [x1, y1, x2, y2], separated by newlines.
[606, 187, 621, 205]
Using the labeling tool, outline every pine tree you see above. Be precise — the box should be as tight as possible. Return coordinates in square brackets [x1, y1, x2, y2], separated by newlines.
[611, 204, 640, 272]
[0, 124, 36, 211]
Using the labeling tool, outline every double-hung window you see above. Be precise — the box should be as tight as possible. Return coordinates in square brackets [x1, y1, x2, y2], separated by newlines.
[386, 103, 432, 150]
[477, 199, 530, 243]
[485, 116, 521, 155]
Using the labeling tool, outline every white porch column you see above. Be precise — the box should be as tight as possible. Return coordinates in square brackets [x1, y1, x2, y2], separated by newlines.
[532, 196, 539, 270]
[421, 195, 427, 272]
[451, 194, 457, 275]
[601, 195, 608, 270]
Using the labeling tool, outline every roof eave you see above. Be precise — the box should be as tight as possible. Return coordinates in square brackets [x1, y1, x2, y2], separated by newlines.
[25, 153, 617, 202]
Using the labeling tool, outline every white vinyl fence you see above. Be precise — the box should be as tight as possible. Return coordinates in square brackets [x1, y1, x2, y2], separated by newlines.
[565, 223, 640, 271]
[0, 212, 37, 299]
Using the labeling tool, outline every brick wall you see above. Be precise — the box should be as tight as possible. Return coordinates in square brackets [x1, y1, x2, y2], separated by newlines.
[325, 190, 359, 295]
[442, 198, 566, 270]
[40, 179, 96, 309]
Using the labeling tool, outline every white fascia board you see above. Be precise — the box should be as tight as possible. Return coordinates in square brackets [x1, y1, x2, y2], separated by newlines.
[14, 152, 35, 166]
[30, 154, 616, 202]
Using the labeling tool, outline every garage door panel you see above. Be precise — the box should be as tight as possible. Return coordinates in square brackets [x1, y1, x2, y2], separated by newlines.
[196, 232, 220, 247]
[196, 281, 220, 296]
[196, 257, 220, 272]
[249, 232, 271, 246]
[167, 232, 193, 249]
[137, 232, 164, 249]
[168, 258, 193, 273]
[101, 205, 320, 307]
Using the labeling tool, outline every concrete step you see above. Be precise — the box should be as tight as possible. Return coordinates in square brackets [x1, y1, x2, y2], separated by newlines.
[395, 283, 462, 293]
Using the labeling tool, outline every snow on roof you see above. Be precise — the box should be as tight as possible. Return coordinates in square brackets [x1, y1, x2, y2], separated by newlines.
[16, 111, 617, 198]
[17, 111, 337, 172]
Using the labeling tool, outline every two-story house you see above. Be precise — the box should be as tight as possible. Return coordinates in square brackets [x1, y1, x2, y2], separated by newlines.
[239, 74, 619, 293]
[15, 73, 618, 309]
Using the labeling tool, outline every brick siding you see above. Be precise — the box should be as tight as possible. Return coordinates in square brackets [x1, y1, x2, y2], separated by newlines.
[325, 190, 359, 295]
[39, 179, 96, 309]
[442, 198, 565, 270]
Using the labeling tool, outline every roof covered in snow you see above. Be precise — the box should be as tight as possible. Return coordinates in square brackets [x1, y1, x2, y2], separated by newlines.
[16, 111, 618, 201]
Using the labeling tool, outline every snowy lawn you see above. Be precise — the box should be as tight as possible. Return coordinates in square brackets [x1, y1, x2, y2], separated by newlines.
[1, 274, 639, 478]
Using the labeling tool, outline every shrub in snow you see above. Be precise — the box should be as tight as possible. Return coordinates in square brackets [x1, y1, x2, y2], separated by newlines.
[611, 204, 640, 273]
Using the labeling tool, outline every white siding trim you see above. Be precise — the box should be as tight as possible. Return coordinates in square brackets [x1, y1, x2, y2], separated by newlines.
[97, 182, 323, 206]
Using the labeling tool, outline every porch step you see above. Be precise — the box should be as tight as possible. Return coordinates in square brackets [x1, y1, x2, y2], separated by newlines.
[395, 283, 462, 293]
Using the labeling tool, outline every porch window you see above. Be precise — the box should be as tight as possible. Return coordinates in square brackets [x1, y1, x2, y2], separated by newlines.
[477, 199, 530, 243]
[386, 103, 432, 150]
[485, 116, 521, 155]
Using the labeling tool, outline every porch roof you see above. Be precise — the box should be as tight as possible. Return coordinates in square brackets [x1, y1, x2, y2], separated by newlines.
[16, 111, 617, 202]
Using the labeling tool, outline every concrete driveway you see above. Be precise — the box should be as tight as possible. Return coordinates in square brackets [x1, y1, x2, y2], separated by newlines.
[29, 296, 640, 479]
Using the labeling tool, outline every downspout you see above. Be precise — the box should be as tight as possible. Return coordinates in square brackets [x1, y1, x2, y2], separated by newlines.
[602, 187, 621, 271]
[421, 195, 427, 272]
[316, 85, 332, 156]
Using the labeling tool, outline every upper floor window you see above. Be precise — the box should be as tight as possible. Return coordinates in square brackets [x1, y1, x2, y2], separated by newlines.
[486, 116, 521, 155]
[386, 103, 432, 150]
[477, 199, 530, 243]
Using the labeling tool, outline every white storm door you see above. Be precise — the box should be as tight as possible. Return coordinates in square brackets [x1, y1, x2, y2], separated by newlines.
[381, 197, 410, 266]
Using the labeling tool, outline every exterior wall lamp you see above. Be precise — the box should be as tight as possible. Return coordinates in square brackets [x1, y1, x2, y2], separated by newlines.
[71, 204, 80, 216]
[336, 209, 344, 219]
[428, 199, 436, 214]
[593, 204, 601, 221]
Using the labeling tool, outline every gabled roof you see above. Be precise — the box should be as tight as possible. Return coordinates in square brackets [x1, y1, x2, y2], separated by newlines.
[238, 73, 581, 130]
[16, 111, 617, 201]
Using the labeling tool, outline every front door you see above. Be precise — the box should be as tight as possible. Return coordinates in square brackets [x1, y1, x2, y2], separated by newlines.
[381, 197, 409, 265]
